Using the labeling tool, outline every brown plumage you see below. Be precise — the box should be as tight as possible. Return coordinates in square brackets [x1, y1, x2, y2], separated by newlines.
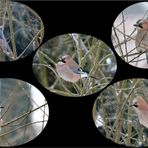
[134, 19, 148, 64]
[132, 96, 148, 128]
[55, 55, 87, 83]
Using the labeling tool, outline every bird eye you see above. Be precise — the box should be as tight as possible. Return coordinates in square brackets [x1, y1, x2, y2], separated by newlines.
[58, 57, 66, 63]
[133, 103, 138, 108]
[138, 23, 143, 28]
[61, 58, 66, 63]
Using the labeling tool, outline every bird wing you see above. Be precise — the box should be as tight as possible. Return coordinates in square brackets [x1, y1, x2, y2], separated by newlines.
[139, 110, 148, 128]
[68, 59, 88, 77]
[136, 30, 148, 49]
[69, 66, 88, 78]
[71, 67, 82, 74]
[0, 31, 4, 39]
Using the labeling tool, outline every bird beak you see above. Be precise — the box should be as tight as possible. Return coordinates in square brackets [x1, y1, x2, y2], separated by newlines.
[0, 107, 4, 108]
[133, 23, 143, 28]
[57, 57, 66, 63]
[129, 103, 138, 108]
[133, 24, 137, 27]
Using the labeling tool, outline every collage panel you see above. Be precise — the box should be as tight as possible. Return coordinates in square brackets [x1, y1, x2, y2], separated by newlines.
[32, 33, 117, 97]
[112, 2, 148, 68]
[93, 78, 148, 147]
[0, 78, 49, 146]
[1, 0, 148, 147]
[0, 1, 44, 61]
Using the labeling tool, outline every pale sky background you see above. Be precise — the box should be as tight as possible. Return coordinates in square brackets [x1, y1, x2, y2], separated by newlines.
[31, 85, 49, 135]
[112, 2, 148, 68]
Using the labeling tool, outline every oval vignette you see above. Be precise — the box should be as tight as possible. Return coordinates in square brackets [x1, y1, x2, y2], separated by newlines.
[32, 33, 117, 97]
[0, 78, 49, 146]
[93, 78, 148, 147]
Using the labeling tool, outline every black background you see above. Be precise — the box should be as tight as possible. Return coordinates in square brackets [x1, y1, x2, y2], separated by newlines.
[1, 0, 148, 147]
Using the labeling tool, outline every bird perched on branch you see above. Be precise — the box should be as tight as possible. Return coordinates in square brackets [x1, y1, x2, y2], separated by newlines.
[131, 96, 148, 128]
[55, 54, 97, 83]
[134, 19, 148, 64]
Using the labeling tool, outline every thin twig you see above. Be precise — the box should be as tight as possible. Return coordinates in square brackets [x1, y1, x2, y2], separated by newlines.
[7, 0, 17, 59]
[1, 103, 47, 127]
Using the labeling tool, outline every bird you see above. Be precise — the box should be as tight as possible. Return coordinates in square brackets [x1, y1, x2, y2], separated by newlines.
[134, 19, 148, 64]
[55, 54, 97, 83]
[130, 96, 148, 128]
[55, 55, 88, 83]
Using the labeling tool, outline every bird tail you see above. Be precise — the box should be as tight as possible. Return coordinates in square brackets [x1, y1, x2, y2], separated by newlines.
[80, 70, 99, 80]
[81, 72, 99, 80]
[90, 75, 99, 80]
